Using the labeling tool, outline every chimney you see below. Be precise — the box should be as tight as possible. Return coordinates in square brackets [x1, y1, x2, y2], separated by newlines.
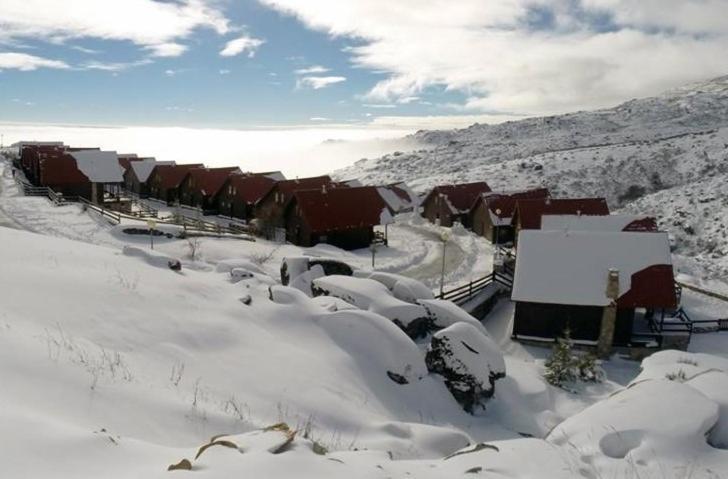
[597, 269, 620, 359]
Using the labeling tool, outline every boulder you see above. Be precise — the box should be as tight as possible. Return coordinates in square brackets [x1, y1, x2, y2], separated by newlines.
[425, 322, 506, 413]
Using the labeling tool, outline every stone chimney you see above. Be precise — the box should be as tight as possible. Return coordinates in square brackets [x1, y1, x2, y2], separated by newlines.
[597, 269, 620, 359]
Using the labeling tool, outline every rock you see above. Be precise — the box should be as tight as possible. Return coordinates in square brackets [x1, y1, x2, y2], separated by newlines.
[425, 323, 506, 413]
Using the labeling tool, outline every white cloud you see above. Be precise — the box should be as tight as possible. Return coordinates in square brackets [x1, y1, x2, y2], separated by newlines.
[296, 75, 346, 89]
[0, 0, 228, 57]
[220, 35, 264, 57]
[261, 0, 728, 116]
[219, 69, 231, 75]
[83, 59, 153, 72]
[144, 42, 187, 58]
[295, 65, 329, 75]
[309, 117, 330, 121]
[363, 103, 396, 109]
[0, 52, 69, 70]
[164, 69, 177, 77]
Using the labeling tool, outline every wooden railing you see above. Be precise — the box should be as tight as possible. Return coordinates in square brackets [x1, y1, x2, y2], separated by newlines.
[437, 270, 513, 305]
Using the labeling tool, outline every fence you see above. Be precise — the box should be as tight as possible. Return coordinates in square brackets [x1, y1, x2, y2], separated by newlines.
[437, 270, 513, 305]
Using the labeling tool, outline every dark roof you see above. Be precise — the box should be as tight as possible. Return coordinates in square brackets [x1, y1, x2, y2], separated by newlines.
[515, 197, 610, 229]
[424, 182, 492, 213]
[185, 167, 242, 197]
[224, 173, 279, 204]
[475, 188, 550, 219]
[117, 155, 142, 172]
[39, 151, 90, 185]
[151, 164, 204, 190]
[259, 175, 333, 205]
[290, 186, 390, 233]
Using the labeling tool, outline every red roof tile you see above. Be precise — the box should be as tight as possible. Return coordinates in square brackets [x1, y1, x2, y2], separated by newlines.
[515, 197, 610, 229]
[259, 175, 333, 205]
[225, 173, 279, 204]
[476, 188, 550, 219]
[291, 186, 390, 233]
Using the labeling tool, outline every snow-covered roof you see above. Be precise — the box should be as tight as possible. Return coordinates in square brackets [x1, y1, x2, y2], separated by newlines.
[69, 150, 124, 183]
[129, 158, 161, 182]
[512, 230, 675, 308]
[541, 215, 658, 233]
[377, 182, 419, 213]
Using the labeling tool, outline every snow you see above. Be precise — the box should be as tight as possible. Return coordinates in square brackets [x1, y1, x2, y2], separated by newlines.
[69, 150, 124, 182]
[129, 158, 167, 182]
[376, 183, 419, 213]
[512, 230, 672, 306]
[541, 214, 653, 232]
[354, 271, 434, 304]
[430, 322, 506, 384]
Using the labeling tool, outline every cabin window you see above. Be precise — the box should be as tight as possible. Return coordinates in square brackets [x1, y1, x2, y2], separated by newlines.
[232, 187, 237, 195]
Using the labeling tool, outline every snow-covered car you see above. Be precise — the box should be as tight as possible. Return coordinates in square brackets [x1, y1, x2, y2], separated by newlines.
[311, 275, 431, 338]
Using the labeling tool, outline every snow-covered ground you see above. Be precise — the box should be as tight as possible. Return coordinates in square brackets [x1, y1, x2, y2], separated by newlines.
[2, 154, 728, 477]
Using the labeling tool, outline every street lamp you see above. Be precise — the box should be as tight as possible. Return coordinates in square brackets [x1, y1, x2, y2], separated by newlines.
[147, 219, 157, 250]
[439, 229, 451, 296]
[370, 242, 378, 269]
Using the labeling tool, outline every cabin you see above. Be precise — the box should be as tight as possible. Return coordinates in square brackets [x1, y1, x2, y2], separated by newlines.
[283, 186, 393, 250]
[177, 167, 243, 213]
[16, 142, 64, 173]
[421, 182, 491, 227]
[122, 158, 173, 197]
[511, 230, 677, 346]
[36, 149, 124, 204]
[216, 172, 284, 222]
[470, 188, 550, 243]
[511, 197, 610, 244]
[255, 175, 336, 235]
[376, 182, 419, 214]
[540, 214, 658, 233]
[147, 164, 204, 205]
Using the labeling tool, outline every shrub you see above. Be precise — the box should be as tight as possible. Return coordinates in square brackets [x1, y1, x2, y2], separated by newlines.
[544, 329, 604, 388]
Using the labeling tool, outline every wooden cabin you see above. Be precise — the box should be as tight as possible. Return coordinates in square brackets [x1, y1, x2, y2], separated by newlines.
[511, 230, 677, 345]
[470, 188, 550, 243]
[215, 171, 284, 222]
[147, 164, 204, 205]
[177, 167, 242, 213]
[123, 159, 173, 197]
[255, 175, 335, 235]
[511, 197, 610, 244]
[35, 149, 124, 204]
[376, 182, 419, 214]
[283, 186, 392, 250]
[421, 182, 491, 228]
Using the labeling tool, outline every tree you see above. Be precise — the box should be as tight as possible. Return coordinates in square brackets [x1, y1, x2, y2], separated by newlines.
[544, 328, 604, 388]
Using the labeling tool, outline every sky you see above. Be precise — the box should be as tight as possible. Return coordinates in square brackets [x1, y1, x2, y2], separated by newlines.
[2, 0, 728, 131]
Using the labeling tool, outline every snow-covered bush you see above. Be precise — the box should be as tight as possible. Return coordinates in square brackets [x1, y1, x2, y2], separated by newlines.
[280, 256, 353, 286]
[354, 271, 434, 304]
[425, 322, 505, 413]
[543, 329, 603, 388]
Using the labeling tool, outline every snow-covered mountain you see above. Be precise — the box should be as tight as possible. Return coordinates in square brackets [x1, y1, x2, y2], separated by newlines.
[335, 76, 728, 279]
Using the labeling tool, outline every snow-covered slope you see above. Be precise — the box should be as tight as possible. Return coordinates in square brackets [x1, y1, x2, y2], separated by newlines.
[335, 76, 728, 279]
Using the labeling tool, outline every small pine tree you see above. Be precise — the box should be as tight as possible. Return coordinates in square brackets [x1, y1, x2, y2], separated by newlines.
[544, 328, 578, 387]
[544, 328, 604, 387]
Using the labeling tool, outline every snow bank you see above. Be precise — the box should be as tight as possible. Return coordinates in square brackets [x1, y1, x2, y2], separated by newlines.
[215, 258, 267, 275]
[312, 275, 430, 337]
[418, 299, 488, 335]
[121, 245, 181, 271]
[548, 379, 721, 476]
[355, 270, 434, 303]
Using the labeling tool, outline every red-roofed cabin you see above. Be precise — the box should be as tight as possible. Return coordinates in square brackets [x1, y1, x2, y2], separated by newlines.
[178, 167, 242, 213]
[284, 186, 392, 250]
[255, 175, 336, 236]
[216, 172, 283, 222]
[421, 182, 491, 228]
[470, 188, 550, 244]
[511, 230, 679, 347]
[512, 197, 610, 244]
[147, 164, 204, 205]
[117, 154, 140, 172]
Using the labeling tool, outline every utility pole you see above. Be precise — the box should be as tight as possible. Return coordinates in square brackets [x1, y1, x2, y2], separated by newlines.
[439, 230, 451, 296]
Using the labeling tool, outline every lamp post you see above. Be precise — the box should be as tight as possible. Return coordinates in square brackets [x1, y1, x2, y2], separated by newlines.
[439, 229, 451, 297]
[147, 219, 157, 250]
[370, 242, 377, 268]
[494, 208, 502, 269]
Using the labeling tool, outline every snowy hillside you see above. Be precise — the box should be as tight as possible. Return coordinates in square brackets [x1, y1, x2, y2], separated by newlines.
[334, 76, 728, 279]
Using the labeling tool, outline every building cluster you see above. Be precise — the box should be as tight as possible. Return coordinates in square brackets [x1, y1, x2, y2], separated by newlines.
[12, 142, 418, 251]
[421, 180, 679, 348]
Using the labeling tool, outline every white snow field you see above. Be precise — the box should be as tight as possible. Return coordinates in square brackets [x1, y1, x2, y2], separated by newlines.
[1, 158, 728, 477]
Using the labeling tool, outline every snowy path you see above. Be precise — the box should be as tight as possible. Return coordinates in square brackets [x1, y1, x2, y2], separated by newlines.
[0, 163, 25, 231]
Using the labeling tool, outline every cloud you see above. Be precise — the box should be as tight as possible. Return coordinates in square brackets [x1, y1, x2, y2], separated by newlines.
[294, 65, 329, 75]
[296, 75, 346, 89]
[309, 117, 330, 121]
[0, 0, 228, 56]
[144, 42, 187, 57]
[260, 0, 728, 116]
[220, 35, 265, 57]
[363, 103, 396, 109]
[82, 59, 153, 72]
[0, 52, 69, 70]
[219, 69, 231, 75]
